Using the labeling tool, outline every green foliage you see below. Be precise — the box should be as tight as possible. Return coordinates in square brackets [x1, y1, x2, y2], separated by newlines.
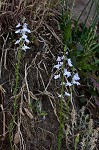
[74, 134, 80, 150]
[29, 99, 47, 117]
[60, 14, 72, 43]
[60, 1, 99, 79]
[58, 2, 99, 148]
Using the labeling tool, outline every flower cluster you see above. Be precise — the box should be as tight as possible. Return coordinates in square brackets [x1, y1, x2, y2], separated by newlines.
[54, 52, 80, 97]
[15, 22, 31, 51]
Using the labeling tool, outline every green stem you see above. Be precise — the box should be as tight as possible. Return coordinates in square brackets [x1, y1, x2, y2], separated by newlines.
[58, 46, 67, 150]
[9, 48, 21, 150]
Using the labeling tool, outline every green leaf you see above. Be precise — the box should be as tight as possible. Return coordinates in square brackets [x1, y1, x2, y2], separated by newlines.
[64, 21, 72, 42]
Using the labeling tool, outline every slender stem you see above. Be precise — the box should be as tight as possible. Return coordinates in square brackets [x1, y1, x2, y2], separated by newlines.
[9, 48, 21, 150]
[58, 46, 66, 150]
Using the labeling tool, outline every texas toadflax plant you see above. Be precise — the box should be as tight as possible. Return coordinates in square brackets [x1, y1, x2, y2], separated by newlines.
[53, 47, 81, 149]
[15, 22, 31, 51]
[9, 20, 31, 149]
[54, 49, 80, 98]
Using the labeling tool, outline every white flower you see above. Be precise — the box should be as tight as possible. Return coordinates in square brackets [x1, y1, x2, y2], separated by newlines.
[22, 44, 30, 51]
[15, 29, 21, 34]
[66, 52, 68, 55]
[22, 26, 31, 34]
[72, 81, 80, 85]
[54, 64, 60, 69]
[73, 73, 80, 81]
[15, 23, 31, 34]
[22, 34, 29, 43]
[22, 34, 27, 39]
[15, 39, 21, 44]
[68, 59, 73, 67]
[72, 73, 80, 85]
[15, 22, 31, 51]
[54, 74, 60, 79]
[61, 55, 64, 60]
[63, 69, 71, 78]
[56, 56, 62, 62]
[25, 38, 29, 43]
[65, 82, 72, 86]
[23, 23, 27, 28]
[23, 23, 31, 33]
[65, 92, 71, 97]
[54, 62, 63, 69]
[60, 62, 63, 65]
[16, 23, 21, 28]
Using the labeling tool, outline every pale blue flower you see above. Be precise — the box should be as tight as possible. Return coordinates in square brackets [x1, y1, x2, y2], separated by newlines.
[54, 74, 60, 79]
[65, 92, 71, 97]
[15, 22, 31, 51]
[65, 82, 72, 87]
[56, 56, 62, 62]
[22, 23, 31, 34]
[68, 59, 73, 67]
[73, 73, 80, 81]
[22, 34, 29, 43]
[54, 62, 63, 69]
[72, 80, 80, 85]
[16, 23, 21, 28]
[15, 39, 21, 45]
[15, 29, 21, 34]
[22, 44, 30, 51]
[72, 73, 80, 85]
[63, 69, 71, 78]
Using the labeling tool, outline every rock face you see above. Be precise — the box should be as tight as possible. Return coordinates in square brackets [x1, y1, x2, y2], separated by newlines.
[68, 0, 98, 25]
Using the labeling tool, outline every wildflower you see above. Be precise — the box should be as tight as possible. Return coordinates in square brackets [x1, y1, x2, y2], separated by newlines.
[16, 23, 21, 28]
[61, 55, 64, 60]
[67, 59, 73, 67]
[72, 80, 80, 85]
[54, 62, 63, 69]
[64, 69, 71, 78]
[22, 34, 27, 40]
[73, 73, 80, 81]
[22, 26, 31, 34]
[72, 73, 80, 85]
[15, 21, 31, 51]
[54, 74, 60, 79]
[53, 52, 80, 100]
[22, 23, 31, 33]
[65, 92, 71, 97]
[56, 56, 62, 62]
[66, 51, 68, 55]
[66, 82, 72, 87]
[22, 44, 30, 51]
[21, 34, 29, 43]
[15, 39, 21, 45]
[15, 29, 21, 34]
